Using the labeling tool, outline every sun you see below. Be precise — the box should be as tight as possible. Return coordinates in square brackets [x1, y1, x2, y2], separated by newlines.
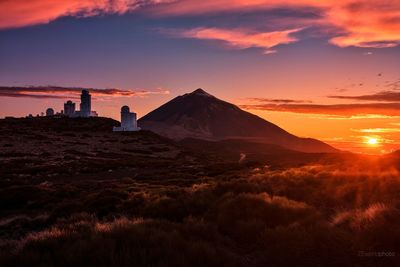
[366, 137, 379, 145]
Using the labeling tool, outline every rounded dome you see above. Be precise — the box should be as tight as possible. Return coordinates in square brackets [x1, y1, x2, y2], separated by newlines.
[46, 108, 54, 116]
[121, 105, 130, 113]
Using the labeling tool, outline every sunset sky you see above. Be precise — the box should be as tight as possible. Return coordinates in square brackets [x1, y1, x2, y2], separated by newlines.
[1, 0, 400, 154]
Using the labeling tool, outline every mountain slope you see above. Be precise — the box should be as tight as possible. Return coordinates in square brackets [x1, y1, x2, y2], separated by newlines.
[138, 89, 337, 153]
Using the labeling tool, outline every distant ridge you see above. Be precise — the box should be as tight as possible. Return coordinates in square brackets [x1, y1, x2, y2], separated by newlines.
[138, 89, 337, 153]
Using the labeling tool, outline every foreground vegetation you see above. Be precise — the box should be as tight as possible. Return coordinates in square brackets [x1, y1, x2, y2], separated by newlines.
[1, 117, 399, 266]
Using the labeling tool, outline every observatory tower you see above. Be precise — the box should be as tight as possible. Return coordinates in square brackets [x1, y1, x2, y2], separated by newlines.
[80, 90, 91, 117]
[64, 100, 76, 117]
[113, 106, 140, 132]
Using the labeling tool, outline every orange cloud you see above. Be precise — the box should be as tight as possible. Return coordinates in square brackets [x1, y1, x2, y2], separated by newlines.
[240, 102, 400, 117]
[326, 1, 400, 48]
[175, 27, 301, 54]
[351, 128, 400, 133]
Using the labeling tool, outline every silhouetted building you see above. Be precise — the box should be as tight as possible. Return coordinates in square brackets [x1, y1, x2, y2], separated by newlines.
[39, 90, 97, 119]
[113, 106, 140, 132]
[46, 108, 54, 116]
[64, 100, 76, 117]
[80, 90, 91, 117]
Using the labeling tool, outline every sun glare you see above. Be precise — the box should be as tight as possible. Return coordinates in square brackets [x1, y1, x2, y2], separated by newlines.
[366, 137, 379, 145]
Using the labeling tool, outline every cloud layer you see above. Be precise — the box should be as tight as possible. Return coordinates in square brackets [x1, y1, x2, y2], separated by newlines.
[151, 0, 400, 49]
[240, 102, 400, 117]
[0, 86, 170, 99]
[241, 89, 400, 117]
[172, 27, 301, 54]
[0, 0, 140, 30]
[245, 97, 312, 104]
[329, 91, 400, 102]
[1, 0, 400, 51]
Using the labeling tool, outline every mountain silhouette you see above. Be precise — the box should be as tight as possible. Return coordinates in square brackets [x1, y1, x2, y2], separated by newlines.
[138, 88, 337, 153]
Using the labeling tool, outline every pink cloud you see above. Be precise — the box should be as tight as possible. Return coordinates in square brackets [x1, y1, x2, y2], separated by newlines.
[152, 0, 400, 49]
[171, 27, 302, 54]
[0, 0, 167, 29]
[325, 1, 400, 48]
[1, 0, 400, 49]
[148, 0, 327, 16]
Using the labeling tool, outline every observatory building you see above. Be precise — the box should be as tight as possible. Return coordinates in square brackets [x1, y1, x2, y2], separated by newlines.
[64, 100, 76, 117]
[46, 108, 54, 116]
[113, 106, 140, 132]
[63, 90, 97, 118]
[80, 90, 91, 117]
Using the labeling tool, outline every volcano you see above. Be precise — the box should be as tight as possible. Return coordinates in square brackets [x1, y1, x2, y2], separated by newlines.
[138, 89, 337, 153]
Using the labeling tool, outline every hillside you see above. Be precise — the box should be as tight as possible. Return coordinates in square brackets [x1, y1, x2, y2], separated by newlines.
[1, 117, 400, 267]
[0, 117, 182, 181]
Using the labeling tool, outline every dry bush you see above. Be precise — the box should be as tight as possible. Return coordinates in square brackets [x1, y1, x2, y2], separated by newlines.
[1, 215, 240, 267]
[1, 152, 400, 266]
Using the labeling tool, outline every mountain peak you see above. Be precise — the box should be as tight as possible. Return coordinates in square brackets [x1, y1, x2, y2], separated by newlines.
[190, 88, 213, 97]
[138, 89, 338, 153]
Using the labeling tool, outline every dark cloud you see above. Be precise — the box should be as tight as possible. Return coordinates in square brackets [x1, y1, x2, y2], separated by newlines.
[385, 79, 400, 90]
[246, 97, 312, 104]
[334, 88, 348, 93]
[239, 102, 400, 116]
[0, 86, 170, 99]
[328, 91, 400, 102]
[0, 92, 77, 99]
